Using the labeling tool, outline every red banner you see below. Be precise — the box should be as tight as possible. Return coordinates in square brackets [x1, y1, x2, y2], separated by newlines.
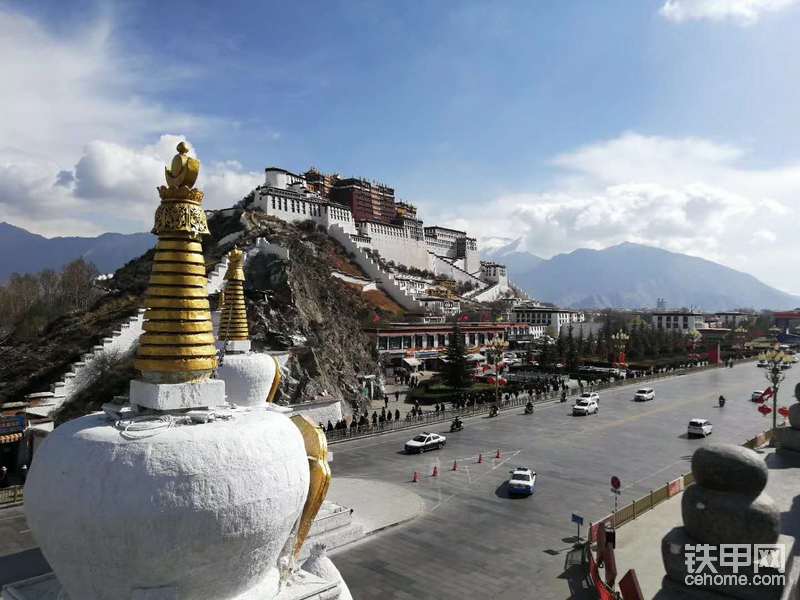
[668, 478, 683, 496]
[588, 552, 618, 600]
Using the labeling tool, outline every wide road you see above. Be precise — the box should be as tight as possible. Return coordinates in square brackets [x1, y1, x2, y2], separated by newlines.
[330, 363, 800, 600]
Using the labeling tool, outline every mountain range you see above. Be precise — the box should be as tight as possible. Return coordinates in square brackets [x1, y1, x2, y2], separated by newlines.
[0, 222, 154, 281]
[484, 240, 800, 311]
[1, 222, 796, 311]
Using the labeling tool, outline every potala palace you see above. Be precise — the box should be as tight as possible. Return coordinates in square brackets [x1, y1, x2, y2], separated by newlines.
[243, 167, 513, 305]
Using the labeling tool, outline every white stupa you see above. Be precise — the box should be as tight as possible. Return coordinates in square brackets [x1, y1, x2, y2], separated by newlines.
[214, 246, 283, 407]
[18, 142, 348, 600]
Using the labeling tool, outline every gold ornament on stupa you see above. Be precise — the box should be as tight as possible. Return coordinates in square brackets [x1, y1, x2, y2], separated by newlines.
[218, 247, 250, 343]
[290, 415, 332, 558]
[134, 141, 218, 380]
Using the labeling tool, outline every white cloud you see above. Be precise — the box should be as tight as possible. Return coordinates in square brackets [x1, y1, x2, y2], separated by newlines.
[660, 0, 799, 25]
[429, 133, 800, 292]
[0, 8, 260, 236]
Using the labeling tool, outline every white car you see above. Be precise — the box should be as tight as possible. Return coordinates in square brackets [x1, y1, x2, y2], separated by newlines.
[579, 392, 600, 403]
[404, 432, 446, 454]
[688, 418, 713, 437]
[507, 467, 537, 496]
[572, 398, 599, 416]
[751, 390, 765, 402]
[634, 388, 655, 402]
[757, 360, 768, 368]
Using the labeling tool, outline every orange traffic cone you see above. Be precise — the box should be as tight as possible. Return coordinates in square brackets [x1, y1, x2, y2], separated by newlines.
[495, 448, 501, 459]
[477, 453, 483, 464]
[432, 465, 439, 477]
[412, 471, 419, 483]
[452, 460, 458, 471]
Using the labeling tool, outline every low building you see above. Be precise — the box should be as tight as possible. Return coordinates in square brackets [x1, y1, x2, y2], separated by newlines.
[393, 274, 431, 297]
[650, 311, 706, 333]
[415, 295, 460, 317]
[715, 311, 753, 328]
[511, 303, 585, 336]
[365, 321, 533, 371]
[479, 261, 508, 288]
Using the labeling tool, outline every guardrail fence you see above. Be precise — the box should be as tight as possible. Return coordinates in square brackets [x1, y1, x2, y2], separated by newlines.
[325, 361, 741, 444]
[0, 485, 24, 507]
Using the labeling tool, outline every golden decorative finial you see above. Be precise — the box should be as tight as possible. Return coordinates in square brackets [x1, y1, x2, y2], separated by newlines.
[290, 415, 332, 558]
[134, 141, 217, 380]
[165, 141, 200, 189]
[218, 247, 249, 344]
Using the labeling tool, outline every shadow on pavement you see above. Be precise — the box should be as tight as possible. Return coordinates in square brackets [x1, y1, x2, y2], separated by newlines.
[0, 548, 51, 587]
[558, 545, 594, 600]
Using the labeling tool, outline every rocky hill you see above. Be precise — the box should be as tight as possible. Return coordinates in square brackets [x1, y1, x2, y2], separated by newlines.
[0, 208, 400, 419]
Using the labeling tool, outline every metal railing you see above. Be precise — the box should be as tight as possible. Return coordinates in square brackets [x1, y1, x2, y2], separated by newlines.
[0, 485, 24, 507]
[325, 360, 745, 444]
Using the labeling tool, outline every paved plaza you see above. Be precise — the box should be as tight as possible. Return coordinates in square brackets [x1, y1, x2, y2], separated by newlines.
[2, 363, 797, 599]
[330, 363, 800, 599]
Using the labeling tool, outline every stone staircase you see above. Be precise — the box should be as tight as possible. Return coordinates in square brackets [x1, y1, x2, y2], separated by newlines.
[299, 501, 365, 560]
[25, 237, 290, 418]
[327, 225, 425, 312]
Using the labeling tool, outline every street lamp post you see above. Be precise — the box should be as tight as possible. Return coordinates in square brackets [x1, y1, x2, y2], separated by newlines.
[610, 330, 630, 366]
[488, 336, 508, 406]
[759, 345, 793, 431]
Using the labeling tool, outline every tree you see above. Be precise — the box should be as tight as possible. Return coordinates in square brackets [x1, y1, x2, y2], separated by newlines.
[556, 332, 565, 362]
[585, 331, 596, 357]
[566, 325, 579, 371]
[538, 338, 554, 369]
[443, 323, 471, 389]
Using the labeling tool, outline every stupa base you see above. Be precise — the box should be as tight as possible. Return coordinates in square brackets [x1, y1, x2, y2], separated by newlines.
[130, 378, 226, 411]
[224, 339, 252, 353]
[2, 570, 344, 600]
[773, 427, 800, 453]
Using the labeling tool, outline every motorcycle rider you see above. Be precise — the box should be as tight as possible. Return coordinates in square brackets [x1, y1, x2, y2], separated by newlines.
[525, 400, 534, 414]
[718, 395, 726, 407]
[451, 416, 463, 430]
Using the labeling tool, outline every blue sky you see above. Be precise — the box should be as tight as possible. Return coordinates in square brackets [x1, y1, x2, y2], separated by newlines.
[2, 0, 800, 291]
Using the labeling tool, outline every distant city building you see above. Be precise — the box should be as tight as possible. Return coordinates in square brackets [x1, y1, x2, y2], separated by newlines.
[414, 295, 460, 317]
[480, 261, 508, 287]
[714, 311, 753, 328]
[511, 302, 585, 335]
[366, 321, 534, 371]
[656, 297, 667, 310]
[650, 310, 705, 333]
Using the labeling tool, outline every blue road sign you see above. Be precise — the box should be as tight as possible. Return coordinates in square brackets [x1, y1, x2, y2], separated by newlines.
[571, 513, 584, 526]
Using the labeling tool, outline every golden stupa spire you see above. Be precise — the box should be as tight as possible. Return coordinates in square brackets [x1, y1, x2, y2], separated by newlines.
[134, 141, 218, 380]
[218, 247, 250, 344]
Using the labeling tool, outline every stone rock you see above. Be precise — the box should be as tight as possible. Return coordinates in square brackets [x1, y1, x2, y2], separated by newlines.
[692, 444, 767, 496]
[25, 410, 309, 600]
[789, 403, 800, 429]
[682, 485, 780, 545]
[773, 426, 800, 453]
[661, 527, 790, 600]
[301, 544, 353, 600]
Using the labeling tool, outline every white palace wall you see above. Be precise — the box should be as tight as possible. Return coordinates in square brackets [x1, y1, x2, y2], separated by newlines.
[356, 222, 429, 272]
[251, 188, 357, 235]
